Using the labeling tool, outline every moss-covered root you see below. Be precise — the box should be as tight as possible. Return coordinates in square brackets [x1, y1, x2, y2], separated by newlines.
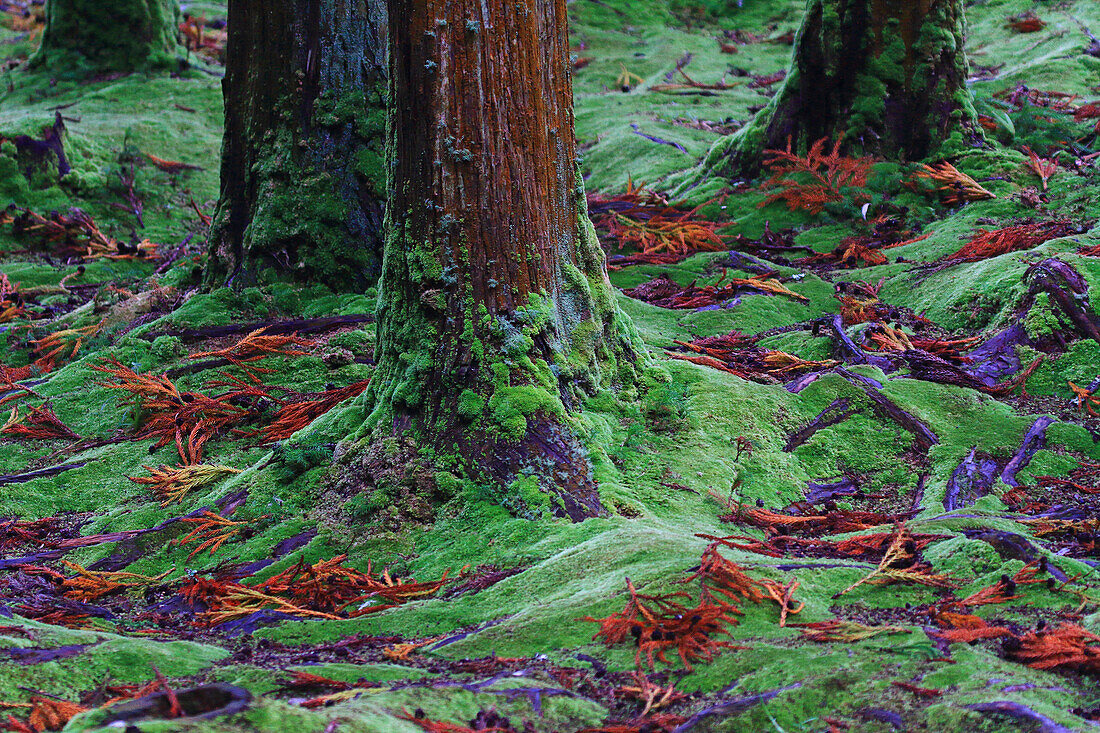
[702, 0, 984, 178]
[31, 0, 182, 75]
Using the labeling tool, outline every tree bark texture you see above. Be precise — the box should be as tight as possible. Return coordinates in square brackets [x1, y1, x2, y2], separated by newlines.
[707, 0, 982, 175]
[33, 0, 180, 73]
[208, 0, 387, 289]
[369, 0, 644, 520]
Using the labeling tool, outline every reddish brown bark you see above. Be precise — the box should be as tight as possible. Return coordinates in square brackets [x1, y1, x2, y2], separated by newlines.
[373, 0, 642, 519]
[388, 0, 578, 310]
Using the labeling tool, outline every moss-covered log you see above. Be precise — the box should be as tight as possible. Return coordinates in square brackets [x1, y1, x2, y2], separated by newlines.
[207, 0, 388, 289]
[706, 0, 983, 176]
[366, 0, 646, 520]
[32, 0, 181, 74]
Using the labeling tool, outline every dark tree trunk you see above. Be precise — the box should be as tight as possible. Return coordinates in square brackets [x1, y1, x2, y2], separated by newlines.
[368, 0, 645, 520]
[32, 0, 180, 73]
[207, 0, 387, 289]
[707, 0, 983, 176]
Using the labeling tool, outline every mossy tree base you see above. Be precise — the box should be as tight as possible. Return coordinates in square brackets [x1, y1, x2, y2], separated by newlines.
[368, 0, 647, 520]
[706, 0, 984, 177]
[207, 0, 388, 290]
[31, 0, 182, 74]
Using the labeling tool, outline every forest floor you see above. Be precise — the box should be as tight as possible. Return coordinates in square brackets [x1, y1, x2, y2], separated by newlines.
[2, 0, 1100, 731]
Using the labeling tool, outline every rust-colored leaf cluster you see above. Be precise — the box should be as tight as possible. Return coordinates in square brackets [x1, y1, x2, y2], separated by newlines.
[1067, 381, 1100, 417]
[790, 618, 907, 643]
[759, 137, 873, 215]
[667, 336, 836, 384]
[5, 206, 157, 261]
[174, 510, 265, 559]
[129, 464, 241, 506]
[31, 321, 103, 371]
[614, 671, 687, 716]
[0, 696, 86, 733]
[1, 404, 79, 442]
[942, 220, 1076, 263]
[584, 577, 739, 671]
[248, 380, 370, 444]
[605, 210, 727, 257]
[862, 324, 980, 364]
[748, 70, 785, 89]
[188, 327, 316, 381]
[0, 273, 24, 324]
[179, 13, 227, 62]
[145, 153, 203, 174]
[834, 524, 956, 598]
[952, 562, 1046, 608]
[623, 271, 807, 310]
[1022, 147, 1058, 190]
[60, 561, 171, 602]
[181, 554, 455, 625]
[0, 517, 65, 553]
[914, 162, 995, 205]
[1005, 11, 1046, 33]
[93, 358, 255, 463]
[589, 181, 729, 261]
[836, 279, 892, 326]
[1010, 623, 1100, 673]
[719, 506, 917, 537]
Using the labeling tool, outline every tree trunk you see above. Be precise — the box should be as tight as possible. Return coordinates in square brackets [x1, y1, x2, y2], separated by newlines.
[368, 0, 645, 521]
[707, 0, 983, 176]
[207, 0, 388, 290]
[32, 0, 180, 73]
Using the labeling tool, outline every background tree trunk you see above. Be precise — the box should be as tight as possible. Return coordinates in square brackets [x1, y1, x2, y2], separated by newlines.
[32, 0, 180, 73]
[207, 0, 388, 289]
[368, 0, 645, 520]
[707, 0, 983, 176]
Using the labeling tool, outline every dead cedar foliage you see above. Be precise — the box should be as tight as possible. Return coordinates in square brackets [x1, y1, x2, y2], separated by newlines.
[759, 136, 874, 215]
[1023, 147, 1058, 190]
[4, 206, 157, 260]
[180, 554, 456, 625]
[588, 180, 730, 260]
[92, 358, 259, 463]
[1, 404, 79, 441]
[0, 273, 23, 324]
[174, 510, 265, 560]
[942, 220, 1076, 263]
[128, 464, 241, 506]
[60, 561, 171, 602]
[833, 524, 956, 598]
[915, 162, 995, 205]
[586, 541, 804, 670]
[247, 380, 370, 444]
[623, 271, 807, 309]
[584, 577, 739, 671]
[1010, 623, 1100, 673]
[188, 327, 316, 381]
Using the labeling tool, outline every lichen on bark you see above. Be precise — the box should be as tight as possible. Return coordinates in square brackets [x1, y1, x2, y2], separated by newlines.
[207, 0, 388, 290]
[703, 0, 984, 177]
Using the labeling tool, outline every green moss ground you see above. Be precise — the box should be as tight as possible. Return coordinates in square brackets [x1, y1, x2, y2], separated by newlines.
[3, 0, 1100, 731]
